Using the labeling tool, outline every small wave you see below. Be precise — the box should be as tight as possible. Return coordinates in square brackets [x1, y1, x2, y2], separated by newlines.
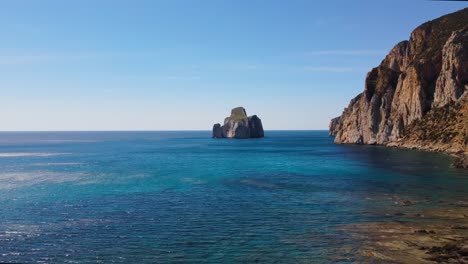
[0, 224, 41, 238]
[0, 171, 88, 189]
[181, 177, 206, 185]
[31, 162, 82, 166]
[38, 140, 98, 143]
[0, 153, 71, 157]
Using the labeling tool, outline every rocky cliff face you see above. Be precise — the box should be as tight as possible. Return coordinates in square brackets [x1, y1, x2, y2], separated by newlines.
[330, 8, 468, 168]
[329, 117, 342, 137]
[213, 107, 264, 139]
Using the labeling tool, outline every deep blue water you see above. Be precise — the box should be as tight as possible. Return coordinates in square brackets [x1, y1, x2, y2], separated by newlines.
[0, 131, 466, 263]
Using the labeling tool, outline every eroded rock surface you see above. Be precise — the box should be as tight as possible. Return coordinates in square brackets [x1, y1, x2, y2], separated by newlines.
[212, 107, 264, 139]
[330, 8, 468, 166]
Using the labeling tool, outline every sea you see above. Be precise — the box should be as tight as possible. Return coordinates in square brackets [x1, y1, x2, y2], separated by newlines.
[0, 131, 466, 263]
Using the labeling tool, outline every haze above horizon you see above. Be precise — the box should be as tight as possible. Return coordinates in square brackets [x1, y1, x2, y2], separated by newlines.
[1, 0, 466, 131]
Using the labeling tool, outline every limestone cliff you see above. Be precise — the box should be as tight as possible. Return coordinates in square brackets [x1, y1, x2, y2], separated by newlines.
[213, 107, 264, 139]
[330, 8, 468, 168]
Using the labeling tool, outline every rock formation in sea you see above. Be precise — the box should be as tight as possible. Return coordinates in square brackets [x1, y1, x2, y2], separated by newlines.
[212, 107, 264, 139]
[329, 8, 468, 168]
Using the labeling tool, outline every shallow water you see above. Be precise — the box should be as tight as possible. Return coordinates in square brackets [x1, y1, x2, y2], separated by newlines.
[0, 131, 466, 263]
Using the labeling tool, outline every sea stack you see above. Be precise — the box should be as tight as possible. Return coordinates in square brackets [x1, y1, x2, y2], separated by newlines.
[212, 107, 264, 139]
[329, 8, 468, 168]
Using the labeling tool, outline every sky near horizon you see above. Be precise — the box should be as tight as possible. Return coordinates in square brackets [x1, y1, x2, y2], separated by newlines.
[0, 0, 466, 131]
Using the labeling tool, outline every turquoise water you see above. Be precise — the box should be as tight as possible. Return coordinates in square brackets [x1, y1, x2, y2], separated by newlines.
[0, 131, 466, 263]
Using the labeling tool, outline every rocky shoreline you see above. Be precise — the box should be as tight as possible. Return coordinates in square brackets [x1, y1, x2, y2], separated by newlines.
[384, 143, 467, 169]
[335, 207, 468, 263]
[329, 192, 468, 263]
[329, 8, 467, 169]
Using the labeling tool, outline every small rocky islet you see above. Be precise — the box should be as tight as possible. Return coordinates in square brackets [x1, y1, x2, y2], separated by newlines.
[212, 107, 264, 139]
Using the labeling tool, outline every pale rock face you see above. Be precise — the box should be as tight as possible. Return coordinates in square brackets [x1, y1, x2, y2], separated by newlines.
[390, 65, 427, 140]
[331, 8, 468, 159]
[329, 116, 342, 136]
[222, 118, 250, 138]
[433, 28, 468, 108]
[382, 41, 410, 72]
[408, 24, 432, 61]
[212, 107, 264, 139]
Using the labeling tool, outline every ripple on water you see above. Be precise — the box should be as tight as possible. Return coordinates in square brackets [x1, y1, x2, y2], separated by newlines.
[0, 153, 72, 157]
[0, 171, 89, 190]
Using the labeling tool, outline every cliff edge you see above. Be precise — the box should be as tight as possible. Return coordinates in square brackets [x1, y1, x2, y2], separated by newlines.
[330, 8, 468, 168]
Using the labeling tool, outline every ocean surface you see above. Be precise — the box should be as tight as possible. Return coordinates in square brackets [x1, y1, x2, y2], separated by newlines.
[0, 131, 466, 263]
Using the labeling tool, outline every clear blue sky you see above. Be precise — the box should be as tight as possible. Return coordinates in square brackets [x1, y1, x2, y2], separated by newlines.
[1, 0, 466, 130]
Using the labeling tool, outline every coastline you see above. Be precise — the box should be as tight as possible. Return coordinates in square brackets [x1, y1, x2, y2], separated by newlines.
[336, 206, 468, 263]
[329, 8, 467, 167]
[385, 142, 467, 169]
[331, 139, 467, 169]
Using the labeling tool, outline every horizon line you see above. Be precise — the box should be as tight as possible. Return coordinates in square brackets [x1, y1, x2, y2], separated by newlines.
[0, 129, 329, 132]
